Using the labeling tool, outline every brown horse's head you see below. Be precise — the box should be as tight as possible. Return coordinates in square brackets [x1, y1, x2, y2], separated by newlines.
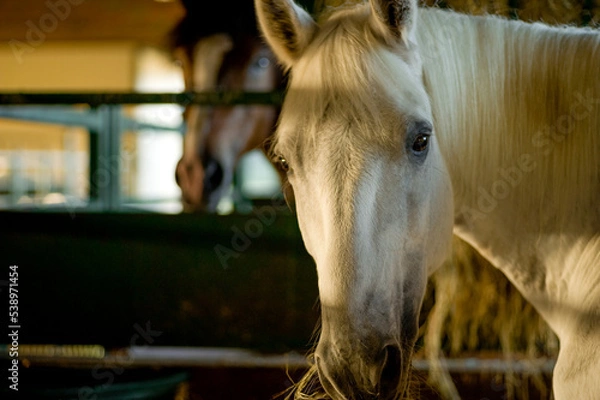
[171, 1, 283, 212]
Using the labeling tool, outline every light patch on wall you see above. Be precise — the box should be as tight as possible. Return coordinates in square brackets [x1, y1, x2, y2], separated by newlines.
[131, 46, 185, 212]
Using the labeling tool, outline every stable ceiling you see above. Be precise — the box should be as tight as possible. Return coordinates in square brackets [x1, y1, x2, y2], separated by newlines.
[0, 0, 186, 47]
[0, 0, 597, 48]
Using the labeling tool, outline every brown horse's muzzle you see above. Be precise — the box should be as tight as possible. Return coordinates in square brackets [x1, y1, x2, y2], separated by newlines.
[175, 157, 205, 212]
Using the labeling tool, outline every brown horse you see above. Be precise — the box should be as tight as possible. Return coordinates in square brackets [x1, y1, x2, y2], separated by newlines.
[171, 0, 285, 212]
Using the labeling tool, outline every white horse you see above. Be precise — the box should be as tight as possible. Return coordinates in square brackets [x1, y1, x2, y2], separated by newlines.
[255, 0, 600, 398]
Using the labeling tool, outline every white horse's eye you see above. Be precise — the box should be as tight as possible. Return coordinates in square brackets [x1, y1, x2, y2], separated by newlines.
[411, 134, 430, 154]
[276, 155, 290, 172]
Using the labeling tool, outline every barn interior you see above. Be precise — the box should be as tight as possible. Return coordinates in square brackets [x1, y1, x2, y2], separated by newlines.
[1, 0, 597, 399]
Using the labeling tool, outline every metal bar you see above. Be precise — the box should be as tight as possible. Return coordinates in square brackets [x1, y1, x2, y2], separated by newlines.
[0, 106, 181, 133]
[0, 106, 102, 131]
[106, 105, 122, 211]
[94, 105, 122, 211]
[412, 357, 556, 374]
[12, 345, 557, 374]
[88, 119, 100, 203]
[0, 91, 285, 106]
[0, 92, 283, 212]
[121, 119, 183, 134]
[0, 103, 182, 212]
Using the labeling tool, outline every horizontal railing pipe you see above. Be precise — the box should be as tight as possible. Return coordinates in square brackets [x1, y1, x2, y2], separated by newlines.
[0, 91, 285, 106]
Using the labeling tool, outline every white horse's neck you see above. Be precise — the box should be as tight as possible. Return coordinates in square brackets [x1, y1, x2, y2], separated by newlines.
[417, 8, 600, 335]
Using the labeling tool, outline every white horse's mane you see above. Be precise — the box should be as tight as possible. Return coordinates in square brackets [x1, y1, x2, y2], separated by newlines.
[277, 4, 600, 236]
[418, 9, 600, 235]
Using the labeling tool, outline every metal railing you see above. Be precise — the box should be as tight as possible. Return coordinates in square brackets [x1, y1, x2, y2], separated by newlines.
[0, 92, 285, 106]
[0, 92, 284, 212]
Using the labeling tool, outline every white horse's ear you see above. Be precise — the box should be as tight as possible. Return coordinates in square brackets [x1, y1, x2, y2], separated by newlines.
[370, 0, 418, 46]
[254, 0, 317, 68]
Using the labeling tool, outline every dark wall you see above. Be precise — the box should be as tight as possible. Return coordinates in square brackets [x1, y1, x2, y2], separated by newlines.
[0, 211, 320, 353]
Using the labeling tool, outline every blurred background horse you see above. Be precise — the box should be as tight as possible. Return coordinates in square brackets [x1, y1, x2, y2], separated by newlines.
[171, 0, 285, 213]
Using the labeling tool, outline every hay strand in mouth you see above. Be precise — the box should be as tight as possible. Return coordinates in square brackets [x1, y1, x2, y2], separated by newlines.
[277, 356, 330, 400]
[277, 353, 427, 399]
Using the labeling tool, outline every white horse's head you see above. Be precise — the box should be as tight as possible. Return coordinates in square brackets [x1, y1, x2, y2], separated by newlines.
[256, 0, 454, 397]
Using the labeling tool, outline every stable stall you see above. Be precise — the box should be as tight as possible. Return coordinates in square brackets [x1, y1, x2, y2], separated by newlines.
[2, 0, 597, 399]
